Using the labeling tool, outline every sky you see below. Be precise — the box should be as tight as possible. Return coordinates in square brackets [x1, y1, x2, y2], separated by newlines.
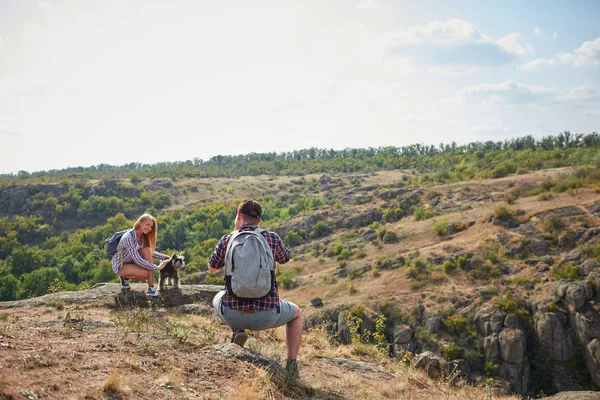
[0, 0, 599, 174]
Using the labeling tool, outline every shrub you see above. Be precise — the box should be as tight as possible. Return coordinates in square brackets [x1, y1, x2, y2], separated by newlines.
[493, 205, 516, 223]
[544, 215, 565, 235]
[444, 315, 470, 335]
[551, 263, 580, 280]
[485, 361, 500, 377]
[414, 208, 433, 221]
[457, 255, 468, 270]
[433, 220, 450, 237]
[493, 292, 518, 314]
[442, 259, 456, 274]
[283, 231, 303, 247]
[443, 341, 462, 360]
[453, 222, 469, 232]
[311, 221, 332, 238]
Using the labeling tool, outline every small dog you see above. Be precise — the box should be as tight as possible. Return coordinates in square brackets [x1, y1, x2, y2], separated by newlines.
[158, 253, 185, 291]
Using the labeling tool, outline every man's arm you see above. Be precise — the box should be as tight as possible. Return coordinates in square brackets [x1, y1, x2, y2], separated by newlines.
[208, 235, 229, 273]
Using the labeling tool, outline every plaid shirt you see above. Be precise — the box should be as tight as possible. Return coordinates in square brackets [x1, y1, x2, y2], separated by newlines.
[208, 224, 290, 311]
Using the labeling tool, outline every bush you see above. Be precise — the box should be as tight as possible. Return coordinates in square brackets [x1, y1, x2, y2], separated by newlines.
[311, 221, 332, 238]
[443, 341, 462, 360]
[551, 263, 580, 280]
[442, 259, 456, 274]
[493, 205, 516, 223]
[485, 361, 500, 377]
[283, 231, 303, 247]
[414, 208, 433, 221]
[544, 215, 565, 235]
[444, 315, 470, 335]
[433, 220, 450, 237]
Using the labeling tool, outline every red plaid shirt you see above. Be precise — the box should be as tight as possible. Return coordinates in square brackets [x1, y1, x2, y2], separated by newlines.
[208, 224, 290, 311]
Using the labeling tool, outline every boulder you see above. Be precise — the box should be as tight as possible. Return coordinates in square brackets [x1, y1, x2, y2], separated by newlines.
[413, 351, 444, 379]
[499, 328, 526, 364]
[534, 312, 574, 362]
[585, 339, 600, 387]
[500, 360, 529, 395]
[484, 333, 500, 360]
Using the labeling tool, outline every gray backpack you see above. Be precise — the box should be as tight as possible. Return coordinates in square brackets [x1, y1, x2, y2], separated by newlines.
[224, 229, 275, 300]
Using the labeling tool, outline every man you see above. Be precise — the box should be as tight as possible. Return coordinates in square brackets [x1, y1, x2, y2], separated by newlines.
[208, 199, 303, 380]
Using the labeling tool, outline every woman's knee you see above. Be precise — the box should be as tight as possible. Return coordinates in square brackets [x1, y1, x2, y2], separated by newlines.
[139, 247, 152, 261]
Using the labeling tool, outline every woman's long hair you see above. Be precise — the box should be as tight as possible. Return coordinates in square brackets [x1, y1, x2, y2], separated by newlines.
[134, 213, 158, 253]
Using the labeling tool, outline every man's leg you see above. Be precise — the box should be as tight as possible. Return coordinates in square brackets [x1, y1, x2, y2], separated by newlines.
[286, 306, 303, 359]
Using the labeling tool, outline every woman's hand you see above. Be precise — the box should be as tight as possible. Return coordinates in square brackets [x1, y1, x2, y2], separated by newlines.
[157, 258, 171, 270]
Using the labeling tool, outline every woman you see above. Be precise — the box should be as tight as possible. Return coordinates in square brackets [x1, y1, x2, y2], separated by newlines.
[111, 213, 170, 296]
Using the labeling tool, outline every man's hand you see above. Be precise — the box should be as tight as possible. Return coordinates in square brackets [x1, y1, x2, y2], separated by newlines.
[157, 258, 171, 271]
[208, 265, 220, 274]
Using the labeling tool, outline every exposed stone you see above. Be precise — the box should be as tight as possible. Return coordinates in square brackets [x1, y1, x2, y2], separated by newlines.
[500, 360, 529, 395]
[337, 310, 352, 344]
[446, 359, 471, 377]
[393, 323, 413, 344]
[499, 328, 526, 364]
[212, 343, 286, 383]
[425, 316, 442, 334]
[504, 314, 519, 329]
[310, 297, 323, 308]
[580, 259, 599, 276]
[528, 238, 549, 256]
[534, 312, 573, 362]
[484, 333, 500, 360]
[585, 339, 600, 387]
[413, 351, 444, 379]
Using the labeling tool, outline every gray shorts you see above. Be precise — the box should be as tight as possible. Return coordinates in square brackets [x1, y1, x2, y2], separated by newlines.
[212, 290, 298, 331]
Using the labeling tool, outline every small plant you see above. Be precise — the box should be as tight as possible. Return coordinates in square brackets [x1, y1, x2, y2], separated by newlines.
[493, 292, 518, 314]
[444, 314, 470, 335]
[493, 205, 516, 223]
[544, 215, 565, 236]
[551, 263, 580, 280]
[433, 220, 450, 237]
[373, 314, 388, 355]
[48, 278, 63, 294]
[442, 259, 456, 274]
[414, 207, 433, 221]
[457, 255, 468, 270]
[443, 341, 462, 360]
[166, 320, 190, 343]
[485, 361, 500, 377]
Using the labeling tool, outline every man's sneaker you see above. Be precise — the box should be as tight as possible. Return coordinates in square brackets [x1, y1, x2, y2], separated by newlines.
[285, 358, 299, 381]
[231, 329, 248, 347]
[120, 277, 130, 289]
[147, 286, 158, 297]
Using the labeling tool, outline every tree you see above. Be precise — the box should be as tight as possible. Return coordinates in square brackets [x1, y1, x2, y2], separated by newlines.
[10, 246, 44, 277]
[0, 274, 20, 301]
[17, 267, 65, 299]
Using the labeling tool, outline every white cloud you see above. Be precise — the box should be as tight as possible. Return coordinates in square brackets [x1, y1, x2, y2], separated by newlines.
[392, 18, 484, 46]
[518, 58, 556, 71]
[460, 79, 559, 105]
[428, 65, 481, 76]
[560, 85, 600, 102]
[388, 18, 532, 69]
[558, 37, 600, 67]
[0, 37, 5, 49]
[497, 32, 533, 55]
[534, 27, 543, 36]
[583, 110, 599, 117]
[552, 32, 558, 39]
